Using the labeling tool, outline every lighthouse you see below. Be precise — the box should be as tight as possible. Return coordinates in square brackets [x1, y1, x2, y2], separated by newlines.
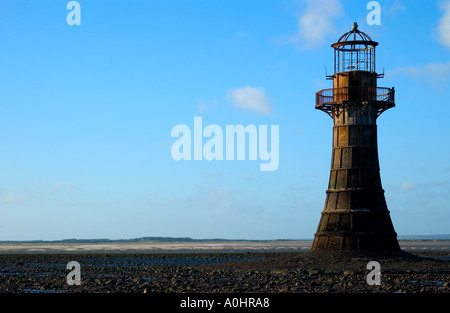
[312, 23, 400, 251]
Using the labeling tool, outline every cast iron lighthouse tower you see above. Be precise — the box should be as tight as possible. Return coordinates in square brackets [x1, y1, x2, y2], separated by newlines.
[312, 23, 400, 251]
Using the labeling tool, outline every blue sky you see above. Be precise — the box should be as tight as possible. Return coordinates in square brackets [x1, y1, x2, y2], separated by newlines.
[0, 0, 449, 240]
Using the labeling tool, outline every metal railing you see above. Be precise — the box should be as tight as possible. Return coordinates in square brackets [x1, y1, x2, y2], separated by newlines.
[316, 87, 394, 107]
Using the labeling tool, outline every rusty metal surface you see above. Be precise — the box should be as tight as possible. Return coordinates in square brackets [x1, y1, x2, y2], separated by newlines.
[316, 87, 394, 105]
[315, 87, 394, 118]
[312, 100, 399, 251]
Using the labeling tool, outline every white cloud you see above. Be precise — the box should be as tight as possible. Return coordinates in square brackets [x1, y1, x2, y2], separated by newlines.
[438, 0, 450, 47]
[277, 0, 343, 49]
[390, 61, 450, 82]
[227, 85, 273, 115]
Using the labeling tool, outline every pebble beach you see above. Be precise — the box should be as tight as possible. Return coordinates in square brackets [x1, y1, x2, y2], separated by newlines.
[0, 249, 448, 293]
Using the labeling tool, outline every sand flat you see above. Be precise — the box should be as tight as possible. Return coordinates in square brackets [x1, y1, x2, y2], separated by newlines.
[0, 241, 311, 253]
[0, 240, 449, 253]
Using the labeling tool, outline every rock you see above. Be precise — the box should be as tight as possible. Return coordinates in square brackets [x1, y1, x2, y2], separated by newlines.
[307, 269, 321, 275]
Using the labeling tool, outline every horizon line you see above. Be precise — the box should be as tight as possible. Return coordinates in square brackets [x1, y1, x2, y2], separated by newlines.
[1, 234, 450, 243]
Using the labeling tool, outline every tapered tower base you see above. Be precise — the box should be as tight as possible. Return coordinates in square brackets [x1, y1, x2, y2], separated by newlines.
[312, 99, 400, 252]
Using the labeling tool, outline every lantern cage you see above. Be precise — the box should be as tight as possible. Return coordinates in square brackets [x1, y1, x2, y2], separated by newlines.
[332, 22, 378, 74]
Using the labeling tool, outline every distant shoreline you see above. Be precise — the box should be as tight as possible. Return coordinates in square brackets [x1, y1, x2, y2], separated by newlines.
[1, 234, 449, 244]
[0, 238, 311, 245]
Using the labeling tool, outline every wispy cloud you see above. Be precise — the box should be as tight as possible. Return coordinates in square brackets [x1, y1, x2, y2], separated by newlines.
[438, 0, 450, 48]
[401, 181, 417, 191]
[197, 99, 217, 114]
[388, 1, 406, 15]
[390, 61, 450, 82]
[295, 127, 306, 136]
[227, 85, 273, 115]
[275, 0, 343, 49]
[222, 31, 252, 45]
[146, 186, 265, 217]
[201, 171, 225, 179]
[399, 180, 449, 196]
[53, 183, 79, 193]
[0, 192, 30, 204]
